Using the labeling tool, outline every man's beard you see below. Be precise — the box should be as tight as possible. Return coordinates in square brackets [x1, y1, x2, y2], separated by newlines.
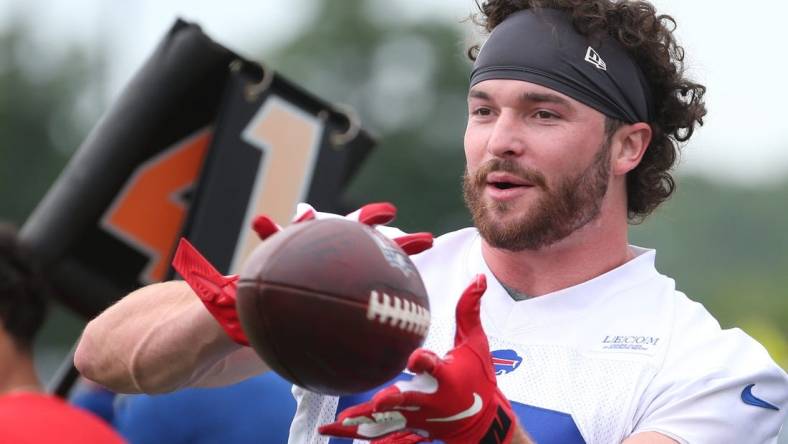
[463, 141, 612, 251]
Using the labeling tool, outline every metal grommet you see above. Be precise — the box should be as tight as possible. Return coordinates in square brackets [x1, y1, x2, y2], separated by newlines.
[329, 103, 361, 148]
[243, 62, 274, 103]
[229, 59, 244, 73]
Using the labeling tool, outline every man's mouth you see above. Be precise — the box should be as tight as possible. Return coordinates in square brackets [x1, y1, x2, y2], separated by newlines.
[490, 181, 521, 190]
[485, 172, 534, 190]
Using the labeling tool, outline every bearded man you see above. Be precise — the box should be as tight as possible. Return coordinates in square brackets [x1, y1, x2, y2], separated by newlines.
[75, 1, 788, 443]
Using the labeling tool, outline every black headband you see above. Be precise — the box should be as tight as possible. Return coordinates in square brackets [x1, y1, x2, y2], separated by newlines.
[470, 9, 653, 123]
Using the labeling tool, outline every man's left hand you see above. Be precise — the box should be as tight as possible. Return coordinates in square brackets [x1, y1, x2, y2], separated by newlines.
[319, 275, 517, 444]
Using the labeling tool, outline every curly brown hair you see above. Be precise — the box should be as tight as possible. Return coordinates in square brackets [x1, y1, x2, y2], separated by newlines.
[469, 0, 707, 222]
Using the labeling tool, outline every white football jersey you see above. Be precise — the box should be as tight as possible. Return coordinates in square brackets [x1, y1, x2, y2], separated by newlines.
[288, 227, 788, 444]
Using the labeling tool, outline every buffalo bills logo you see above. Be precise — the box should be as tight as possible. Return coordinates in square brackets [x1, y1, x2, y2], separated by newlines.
[491, 349, 522, 375]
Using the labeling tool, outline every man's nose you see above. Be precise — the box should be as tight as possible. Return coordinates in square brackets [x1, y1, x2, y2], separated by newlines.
[486, 112, 527, 158]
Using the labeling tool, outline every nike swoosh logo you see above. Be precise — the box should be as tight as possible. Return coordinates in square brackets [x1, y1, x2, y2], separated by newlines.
[741, 384, 779, 411]
[426, 393, 483, 422]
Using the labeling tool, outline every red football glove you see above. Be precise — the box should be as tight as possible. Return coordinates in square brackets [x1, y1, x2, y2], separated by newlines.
[255, 202, 434, 256]
[171, 202, 434, 347]
[319, 274, 517, 444]
[371, 431, 428, 443]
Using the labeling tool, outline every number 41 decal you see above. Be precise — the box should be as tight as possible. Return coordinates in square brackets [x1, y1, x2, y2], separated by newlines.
[101, 95, 324, 283]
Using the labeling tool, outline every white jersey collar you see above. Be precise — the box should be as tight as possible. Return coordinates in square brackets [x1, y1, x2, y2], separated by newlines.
[466, 232, 660, 332]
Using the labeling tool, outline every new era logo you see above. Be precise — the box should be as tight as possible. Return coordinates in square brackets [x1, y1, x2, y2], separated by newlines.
[585, 46, 607, 71]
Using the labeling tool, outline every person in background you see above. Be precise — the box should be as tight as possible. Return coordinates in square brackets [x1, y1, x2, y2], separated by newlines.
[0, 223, 124, 444]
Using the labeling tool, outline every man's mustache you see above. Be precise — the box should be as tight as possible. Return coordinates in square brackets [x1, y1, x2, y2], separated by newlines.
[471, 159, 548, 190]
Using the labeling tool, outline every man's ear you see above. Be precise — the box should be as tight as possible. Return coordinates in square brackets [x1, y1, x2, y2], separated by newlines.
[612, 122, 652, 176]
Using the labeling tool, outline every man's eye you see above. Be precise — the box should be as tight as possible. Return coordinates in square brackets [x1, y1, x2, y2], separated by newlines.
[534, 110, 557, 119]
[473, 107, 491, 116]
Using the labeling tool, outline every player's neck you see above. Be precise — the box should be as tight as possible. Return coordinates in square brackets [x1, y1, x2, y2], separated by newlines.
[0, 345, 42, 396]
[481, 201, 632, 298]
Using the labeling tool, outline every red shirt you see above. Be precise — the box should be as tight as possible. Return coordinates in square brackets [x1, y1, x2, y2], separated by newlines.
[0, 392, 125, 444]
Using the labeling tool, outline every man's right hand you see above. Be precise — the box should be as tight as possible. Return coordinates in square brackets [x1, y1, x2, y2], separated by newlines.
[172, 202, 433, 347]
[75, 203, 432, 395]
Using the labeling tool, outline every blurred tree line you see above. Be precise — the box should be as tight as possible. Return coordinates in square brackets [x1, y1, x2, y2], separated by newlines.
[0, 0, 785, 374]
[0, 19, 103, 224]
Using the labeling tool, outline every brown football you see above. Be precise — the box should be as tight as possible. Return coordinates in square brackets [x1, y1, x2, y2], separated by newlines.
[236, 218, 430, 395]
